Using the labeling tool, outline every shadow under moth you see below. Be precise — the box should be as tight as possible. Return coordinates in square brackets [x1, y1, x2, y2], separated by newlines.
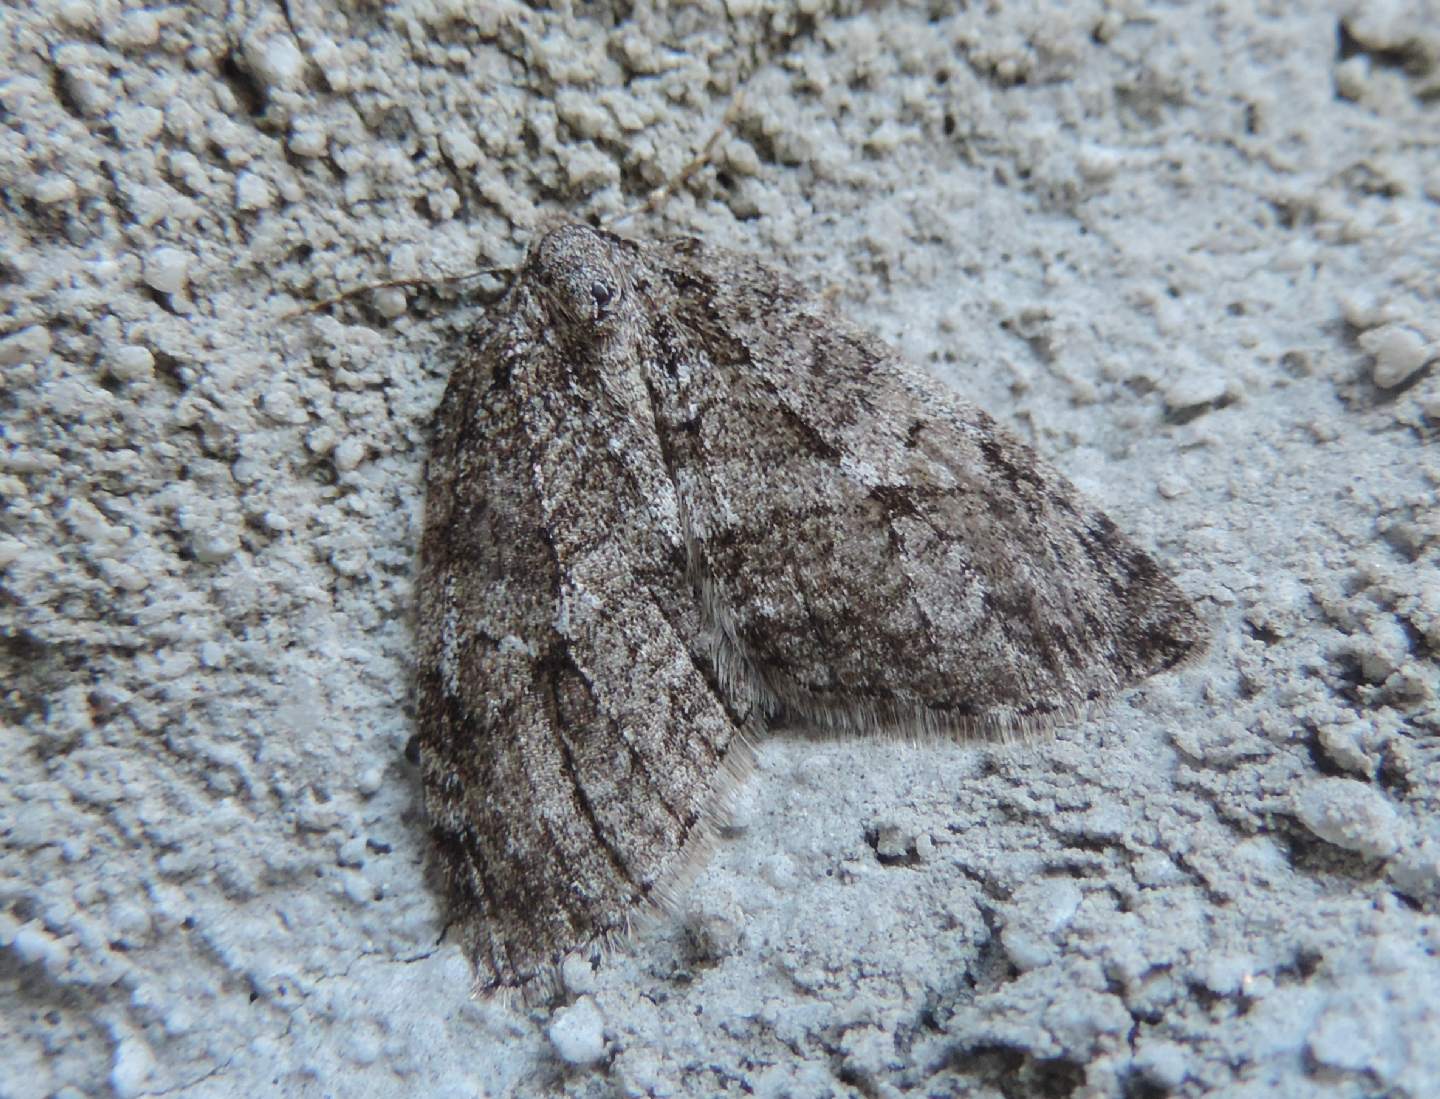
[416, 223, 1205, 1000]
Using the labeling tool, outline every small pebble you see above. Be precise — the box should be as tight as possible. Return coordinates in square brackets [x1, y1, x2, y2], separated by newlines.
[0, 325, 53, 367]
[333, 437, 367, 472]
[1164, 367, 1226, 414]
[1294, 778, 1402, 860]
[1307, 998, 1384, 1073]
[109, 345, 155, 381]
[1360, 324, 1430, 389]
[685, 890, 745, 962]
[1388, 841, 1440, 900]
[548, 997, 607, 1066]
[12, 921, 69, 971]
[1157, 473, 1189, 499]
[144, 247, 190, 295]
[374, 287, 408, 319]
[235, 171, 274, 211]
[1134, 1040, 1188, 1089]
[560, 953, 597, 995]
[192, 530, 238, 564]
[34, 173, 78, 204]
[289, 127, 328, 157]
[245, 35, 306, 90]
[110, 1033, 156, 1099]
[108, 9, 161, 48]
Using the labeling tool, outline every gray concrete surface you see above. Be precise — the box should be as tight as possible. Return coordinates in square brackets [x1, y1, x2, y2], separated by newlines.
[2, 1, 1438, 1096]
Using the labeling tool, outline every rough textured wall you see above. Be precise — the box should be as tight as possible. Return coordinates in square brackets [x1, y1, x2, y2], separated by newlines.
[2, 1, 1437, 1096]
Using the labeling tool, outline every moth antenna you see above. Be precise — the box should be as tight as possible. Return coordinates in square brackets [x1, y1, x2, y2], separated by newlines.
[608, 89, 748, 229]
[285, 266, 513, 319]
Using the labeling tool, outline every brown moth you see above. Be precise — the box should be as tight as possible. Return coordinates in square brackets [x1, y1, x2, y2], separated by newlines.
[415, 223, 1205, 999]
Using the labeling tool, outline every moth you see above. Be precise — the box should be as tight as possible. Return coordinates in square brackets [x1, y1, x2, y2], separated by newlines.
[415, 223, 1205, 999]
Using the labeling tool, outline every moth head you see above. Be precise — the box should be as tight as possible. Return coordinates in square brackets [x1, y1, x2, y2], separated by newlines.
[525, 224, 631, 330]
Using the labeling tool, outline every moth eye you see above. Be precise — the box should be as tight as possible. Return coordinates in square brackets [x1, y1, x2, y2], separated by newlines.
[590, 279, 618, 316]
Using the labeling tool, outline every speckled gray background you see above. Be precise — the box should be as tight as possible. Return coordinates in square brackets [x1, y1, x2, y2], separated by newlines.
[3, 2, 1438, 1097]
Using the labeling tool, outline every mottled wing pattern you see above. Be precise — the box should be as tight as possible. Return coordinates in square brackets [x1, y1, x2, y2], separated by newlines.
[416, 303, 752, 998]
[644, 238, 1205, 733]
